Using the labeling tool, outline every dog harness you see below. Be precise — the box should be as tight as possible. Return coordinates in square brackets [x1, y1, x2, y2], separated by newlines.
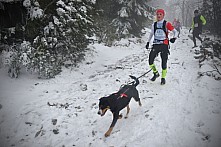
[120, 93, 128, 98]
[115, 93, 128, 99]
[115, 88, 129, 99]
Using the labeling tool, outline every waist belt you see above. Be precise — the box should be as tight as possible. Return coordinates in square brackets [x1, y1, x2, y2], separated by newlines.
[153, 39, 169, 45]
[153, 39, 164, 44]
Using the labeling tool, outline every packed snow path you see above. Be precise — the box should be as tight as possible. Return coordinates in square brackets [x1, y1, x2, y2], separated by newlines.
[0, 29, 221, 147]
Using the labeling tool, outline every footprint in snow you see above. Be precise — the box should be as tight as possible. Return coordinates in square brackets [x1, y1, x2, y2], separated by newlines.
[145, 110, 149, 118]
[195, 129, 211, 142]
[197, 121, 205, 128]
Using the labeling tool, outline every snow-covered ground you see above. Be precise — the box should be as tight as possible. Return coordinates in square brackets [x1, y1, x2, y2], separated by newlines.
[0, 29, 221, 147]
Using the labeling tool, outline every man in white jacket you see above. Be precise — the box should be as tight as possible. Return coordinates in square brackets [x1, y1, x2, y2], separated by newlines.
[146, 9, 177, 85]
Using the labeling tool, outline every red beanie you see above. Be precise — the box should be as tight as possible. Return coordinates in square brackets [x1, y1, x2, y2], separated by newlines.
[156, 9, 165, 16]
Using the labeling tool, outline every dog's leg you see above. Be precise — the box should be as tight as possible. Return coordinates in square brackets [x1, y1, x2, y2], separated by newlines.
[133, 90, 142, 106]
[118, 114, 123, 119]
[105, 127, 113, 137]
[138, 100, 142, 106]
[125, 105, 130, 119]
[105, 112, 119, 137]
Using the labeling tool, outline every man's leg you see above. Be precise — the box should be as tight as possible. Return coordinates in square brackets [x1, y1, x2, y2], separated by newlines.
[195, 32, 203, 43]
[160, 47, 169, 85]
[192, 30, 197, 47]
[177, 28, 180, 37]
[149, 47, 160, 81]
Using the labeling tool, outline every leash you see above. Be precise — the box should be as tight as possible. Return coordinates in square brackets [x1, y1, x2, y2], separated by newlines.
[136, 69, 152, 79]
[127, 69, 152, 85]
[118, 69, 152, 99]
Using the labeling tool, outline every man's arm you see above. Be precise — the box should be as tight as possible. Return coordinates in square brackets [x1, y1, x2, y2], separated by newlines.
[146, 24, 154, 49]
[200, 15, 206, 25]
[147, 24, 154, 42]
[167, 22, 178, 38]
[191, 18, 194, 29]
[172, 29, 178, 38]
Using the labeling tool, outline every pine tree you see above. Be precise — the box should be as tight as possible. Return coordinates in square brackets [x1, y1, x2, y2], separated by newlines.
[22, 0, 95, 78]
[94, 0, 154, 45]
[112, 0, 154, 39]
[213, 0, 221, 36]
[200, 0, 213, 33]
[200, 0, 221, 37]
[94, 0, 118, 46]
[54, 0, 94, 63]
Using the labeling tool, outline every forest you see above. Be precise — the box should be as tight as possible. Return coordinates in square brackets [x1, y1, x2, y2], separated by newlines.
[0, 0, 220, 78]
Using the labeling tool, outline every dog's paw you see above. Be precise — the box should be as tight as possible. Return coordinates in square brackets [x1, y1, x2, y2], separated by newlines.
[105, 132, 110, 137]
[105, 127, 113, 137]
[118, 114, 123, 119]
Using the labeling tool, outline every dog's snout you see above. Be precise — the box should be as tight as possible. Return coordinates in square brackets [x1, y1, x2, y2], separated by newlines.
[97, 110, 101, 115]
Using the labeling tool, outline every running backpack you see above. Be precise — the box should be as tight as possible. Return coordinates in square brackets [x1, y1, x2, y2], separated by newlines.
[154, 20, 167, 36]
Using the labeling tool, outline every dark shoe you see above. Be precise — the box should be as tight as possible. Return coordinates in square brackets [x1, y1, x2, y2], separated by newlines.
[161, 78, 166, 85]
[150, 72, 160, 81]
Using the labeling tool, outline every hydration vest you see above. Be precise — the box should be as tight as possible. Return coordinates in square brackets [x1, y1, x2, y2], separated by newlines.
[193, 15, 203, 32]
[153, 20, 169, 45]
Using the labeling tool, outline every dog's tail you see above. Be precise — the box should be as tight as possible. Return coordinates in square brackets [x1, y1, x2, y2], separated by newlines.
[129, 75, 139, 87]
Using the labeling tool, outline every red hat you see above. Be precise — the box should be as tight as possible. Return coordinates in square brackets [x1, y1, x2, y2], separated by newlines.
[156, 9, 165, 16]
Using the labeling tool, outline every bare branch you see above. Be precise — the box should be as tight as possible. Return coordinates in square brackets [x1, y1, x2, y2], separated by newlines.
[213, 63, 221, 75]
[43, 0, 57, 14]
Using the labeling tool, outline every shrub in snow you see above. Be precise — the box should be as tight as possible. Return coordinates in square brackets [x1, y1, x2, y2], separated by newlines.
[2, 44, 21, 78]
[23, 0, 31, 7]
[195, 37, 221, 80]
[31, 36, 62, 78]
[23, 0, 43, 20]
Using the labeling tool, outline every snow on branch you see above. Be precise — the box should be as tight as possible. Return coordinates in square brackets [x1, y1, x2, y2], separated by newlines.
[118, 7, 128, 18]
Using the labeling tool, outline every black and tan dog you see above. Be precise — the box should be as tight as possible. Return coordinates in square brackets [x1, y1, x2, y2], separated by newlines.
[97, 75, 142, 137]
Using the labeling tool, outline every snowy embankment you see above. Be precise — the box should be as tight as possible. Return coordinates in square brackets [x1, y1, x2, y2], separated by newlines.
[0, 28, 221, 147]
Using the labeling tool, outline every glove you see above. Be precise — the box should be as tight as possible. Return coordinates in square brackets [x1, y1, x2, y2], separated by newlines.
[189, 28, 192, 33]
[170, 38, 176, 43]
[145, 42, 149, 49]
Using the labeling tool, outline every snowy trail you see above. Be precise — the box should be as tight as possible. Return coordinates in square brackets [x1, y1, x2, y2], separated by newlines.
[0, 29, 221, 147]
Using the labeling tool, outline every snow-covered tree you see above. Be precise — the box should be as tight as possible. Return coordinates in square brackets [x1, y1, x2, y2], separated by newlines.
[54, 0, 94, 62]
[112, 0, 154, 39]
[94, 0, 154, 45]
[22, 0, 95, 78]
[2, 44, 21, 78]
[93, 0, 118, 46]
[200, 0, 221, 37]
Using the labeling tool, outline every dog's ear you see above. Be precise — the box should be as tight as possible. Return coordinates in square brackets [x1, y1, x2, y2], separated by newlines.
[99, 97, 109, 105]
[99, 97, 104, 101]
[129, 75, 136, 79]
[99, 97, 106, 104]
